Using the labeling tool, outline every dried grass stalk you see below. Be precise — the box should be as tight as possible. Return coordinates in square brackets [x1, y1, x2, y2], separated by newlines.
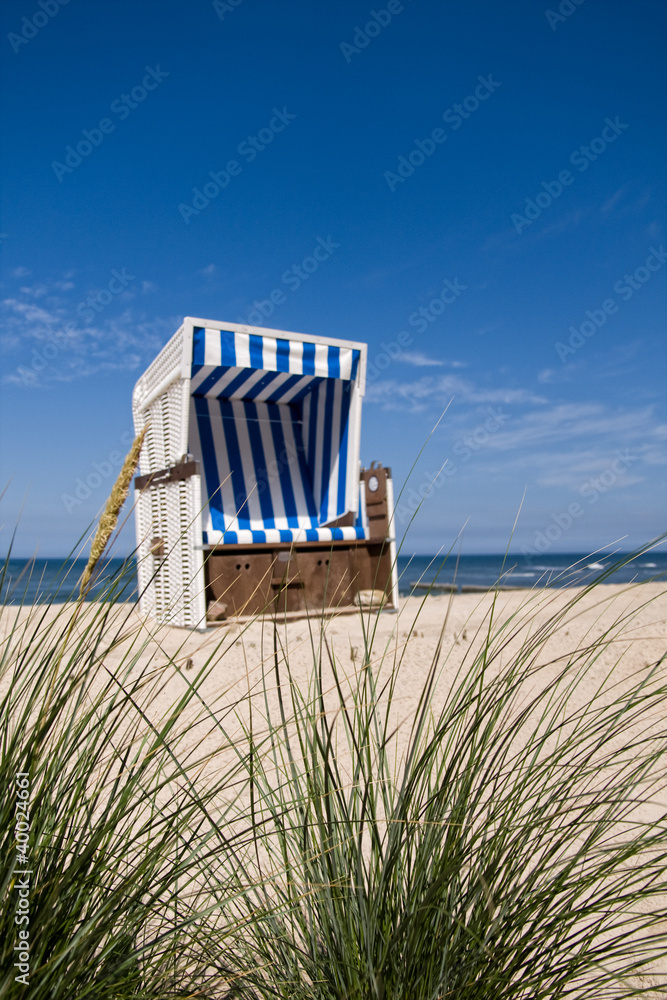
[79, 425, 148, 599]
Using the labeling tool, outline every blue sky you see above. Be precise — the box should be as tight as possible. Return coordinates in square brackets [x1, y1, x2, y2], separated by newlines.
[1, 0, 665, 558]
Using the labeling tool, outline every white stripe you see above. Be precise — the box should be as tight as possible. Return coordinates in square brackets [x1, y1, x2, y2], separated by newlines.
[230, 400, 264, 530]
[224, 369, 266, 399]
[314, 343, 329, 378]
[262, 337, 277, 372]
[203, 525, 365, 546]
[190, 365, 240, 398]
[339, 349, 353, 381]
[256, 402, 287, 530]
[253, 371, 294, 402]
[274, 374, 313, 403]
[325, 382, 343, 524]
[190, 366, 214, 394]
[204, 328, 222, 366]
[234, 333, 251, 370]
[205, 366, 244, 396]
[289, 339, 303, 375]
[280, 407, 313, 529]
[234, 529, 254, 545]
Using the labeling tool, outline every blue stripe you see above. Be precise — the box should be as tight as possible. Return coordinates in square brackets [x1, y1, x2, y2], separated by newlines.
[218, 400, 250, 530]
[194, 365, 233, 397]
[244, 401, 275, 529]
[290, 375, 325, 403]
[269, 407, 299, 527]
[269, 372, 311, 402]
[192, 327, 206, 368]
[249, 334, 264, 370]
[193, 330, 361, 382]
[319, 380, 336, 521]
[337, 381, 351, 517]
[194, 396, 224, 529]
[328, 345, 340, 379]
[276, 338, 290, 372]
[291, 417, 319, 521]
[219, 329, 237, 366]
[208, 526, 367, 545]
[302, 341, 316, 375]
[242, 371, 283, 401]
[214, 369, 259, 400]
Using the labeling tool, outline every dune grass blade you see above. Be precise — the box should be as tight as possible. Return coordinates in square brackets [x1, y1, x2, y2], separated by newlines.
[208, 556, 667, 999]
[79, 426, 147, 600]
[0, 549, 256, 999]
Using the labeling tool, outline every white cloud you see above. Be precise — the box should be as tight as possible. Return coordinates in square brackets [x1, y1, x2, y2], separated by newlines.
[366, 373, 547, 413]
[400, 351, 445, 367]
[1, 283, 177, 387]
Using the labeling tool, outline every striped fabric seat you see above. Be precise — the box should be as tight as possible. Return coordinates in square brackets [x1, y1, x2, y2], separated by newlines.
[188, 326, 367, 546]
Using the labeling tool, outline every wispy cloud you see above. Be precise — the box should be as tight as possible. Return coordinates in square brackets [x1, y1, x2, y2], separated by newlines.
[400, 351, 445, 367]
[601, 184, 629, 214]
[367, 373, 546, 412]
[1, 274, 175, 386]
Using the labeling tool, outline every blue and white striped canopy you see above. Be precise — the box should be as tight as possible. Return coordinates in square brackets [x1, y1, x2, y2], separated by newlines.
[188, 326, 366, 546]
[191, 326, 360, 400]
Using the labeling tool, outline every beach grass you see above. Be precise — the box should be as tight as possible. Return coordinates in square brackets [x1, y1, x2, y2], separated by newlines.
[1, 539, 666, 997]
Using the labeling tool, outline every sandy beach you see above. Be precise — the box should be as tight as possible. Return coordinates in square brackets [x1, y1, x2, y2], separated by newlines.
[3, 581, 666, 749]
[3, 582, 666, 993]
[83, 581, 667, 722]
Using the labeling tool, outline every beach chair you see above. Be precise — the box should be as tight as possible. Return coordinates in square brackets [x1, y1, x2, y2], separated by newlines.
[132, 318, 399, 627]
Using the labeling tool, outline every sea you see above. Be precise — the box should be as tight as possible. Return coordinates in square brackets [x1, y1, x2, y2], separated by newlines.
[1, 551, 666, 606]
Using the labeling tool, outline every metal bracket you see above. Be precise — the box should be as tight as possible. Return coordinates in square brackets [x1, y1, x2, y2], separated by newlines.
[134, 459, 200, 491]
